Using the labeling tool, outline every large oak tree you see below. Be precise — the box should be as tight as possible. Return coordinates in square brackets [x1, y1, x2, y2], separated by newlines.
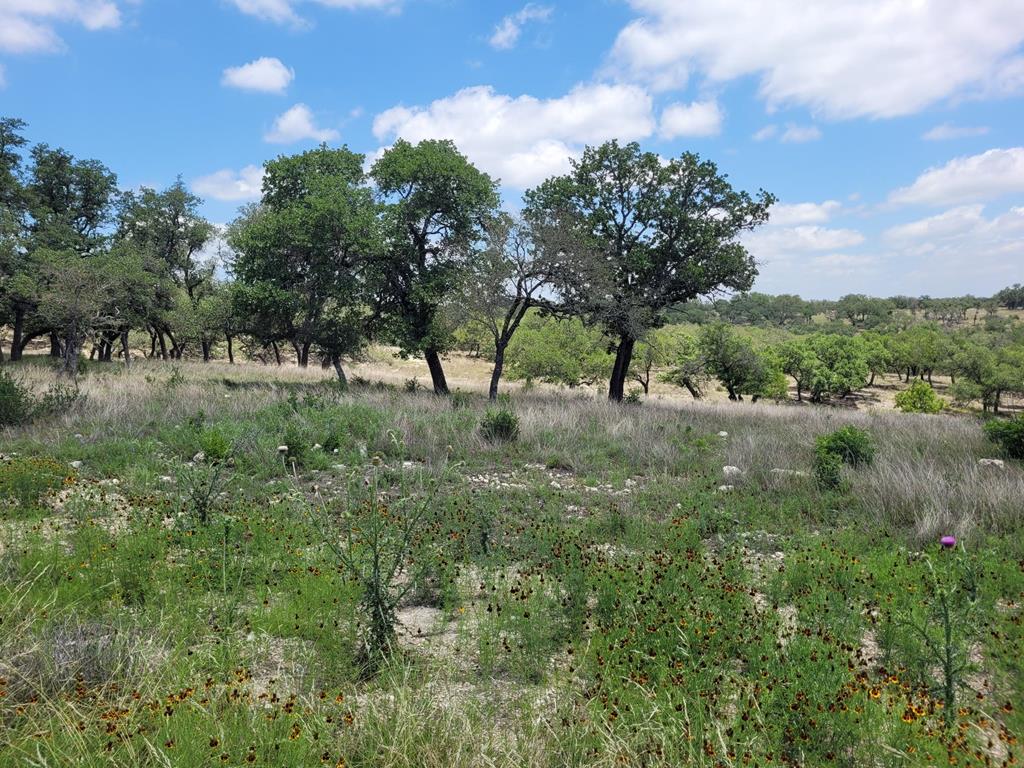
[525, 140, 775, 401]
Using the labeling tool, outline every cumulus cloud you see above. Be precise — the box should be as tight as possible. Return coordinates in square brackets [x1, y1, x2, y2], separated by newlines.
[889, 148, 1024, 206]
[489, 4, 553, 50]
[880, 204, 1024, 290]
[607, 0, 1024, 119]
[192, 165, 266, 202]
[372, 83, 655, 188]
[222, 57, 295, 93]
[922, 124, 990, 141]
[228, 0, 401, 26]
[264, 104, 340, 143]
[0, 64, 5, 89]
[658, 100, 722, 139]
[0, 0, 122, 54]
[768, 200, 841, 227]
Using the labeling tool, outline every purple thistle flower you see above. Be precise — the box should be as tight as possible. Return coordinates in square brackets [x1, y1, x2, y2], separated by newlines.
[940, 536, 956, 549]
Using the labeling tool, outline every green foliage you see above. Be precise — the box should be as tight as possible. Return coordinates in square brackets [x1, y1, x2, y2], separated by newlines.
[197, 427, 230, 462]
[0, 455, 68, 511]
[816, 425, 875, 468]
[0, 370, 35, 427]
[813, 448, 845, 491]
[480, 407, 520, 443]
[505, 312, 612, 388]
[895, 380, 945, 414]
[984, 415, 1024, 460]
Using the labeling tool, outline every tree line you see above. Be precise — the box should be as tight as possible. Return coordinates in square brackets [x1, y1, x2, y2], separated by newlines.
[1, 116, 776, 400]
[1, 115, 1020, 407]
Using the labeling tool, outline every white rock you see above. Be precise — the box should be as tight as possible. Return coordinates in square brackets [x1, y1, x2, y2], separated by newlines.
[771, 468, 810, 478]
[159, 476, 174, 484]
[193, 451, 206, 463]
[332, 448, 340, 455]
[276, 445, 289, 454]
[74, 434, 83, 440]
[979, 458, 1006, 469]
[69, 461, 83, 470]
[718, 431, 729, 438]
[717, 485, 735, 493]
[723, 466, 743, 478]
[313, 443, 322, 451]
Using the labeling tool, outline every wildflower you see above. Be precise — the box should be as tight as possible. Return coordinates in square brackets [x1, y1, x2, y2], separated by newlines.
[277, 445, 289, 455]
[940, 536, 956, 549]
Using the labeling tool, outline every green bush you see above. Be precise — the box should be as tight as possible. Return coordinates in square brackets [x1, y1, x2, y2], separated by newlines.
[0, 455, 69, 510]
[984, 415, 1024, 460]
[198, 427, 231, 463]
[894, 380, 945, 414]
[480, 407, 519, 443]
[815, 425, 875, 468]
[0, 371, 36, 427]
[813, 448, 844, 491]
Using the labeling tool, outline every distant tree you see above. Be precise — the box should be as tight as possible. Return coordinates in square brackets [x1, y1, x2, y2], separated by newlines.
[995, 284, 1024, 310]
[699, 324, 785, 402]
[525, 140, 774, 401]
[456, 213, 565, 399]
[230, 145, 379, 380]
[660, 332, 709, 399]
[0, 117, 29, 362]
[505, 312, 612, 388]
[833, 294, 892, 328]
[371, 139, 499, 395]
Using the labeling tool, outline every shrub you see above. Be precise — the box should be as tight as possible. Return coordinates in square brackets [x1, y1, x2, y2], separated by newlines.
[37, 381, 85, 417]
[984, 415, 1024, 460]
[0, 455, 69, 510]
[623, 388, 643, 405]
[813, 447, 844, 491]
[815, 425, 875, 468]
[480, 407, 519, 443]
[0, 371, 36, 427]
[198, 427, 231, 463]
[895, 380, 945, 414]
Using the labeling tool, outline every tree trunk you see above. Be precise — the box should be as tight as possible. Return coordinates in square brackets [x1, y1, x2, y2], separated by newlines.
[226, 335, 234, 364]
[488, 345, 506, 401]
[796, 381, 803, 402]
[331, 354, 348, 388]
[121, 330, 131, 369]
[157, 331, 168, 361]
[868, 372, 876, 387]
[201, 340, 211, 362]
[299, 342, 311, 368]
[682, 381, 701, 399]
[424, 348, 450, 395]
[49, 333, 62, 358]
[10, 307, 25, 362]
[61, 329, 80, 377]
[271, 341, 282, 366]
[607, 335, 635, 402]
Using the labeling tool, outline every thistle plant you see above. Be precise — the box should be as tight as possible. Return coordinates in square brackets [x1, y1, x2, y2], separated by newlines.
[302, 434, 451, 674]
[895, 536, 981, 731]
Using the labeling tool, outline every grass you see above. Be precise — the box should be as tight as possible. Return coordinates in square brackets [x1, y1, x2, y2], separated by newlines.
[0, 357, 1021, 767]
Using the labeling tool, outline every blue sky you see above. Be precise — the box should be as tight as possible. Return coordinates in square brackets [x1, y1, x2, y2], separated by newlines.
[1, 0, 1023, 299]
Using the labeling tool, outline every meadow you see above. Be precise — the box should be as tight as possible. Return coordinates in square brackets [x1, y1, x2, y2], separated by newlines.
[0, 356, 1021, 767]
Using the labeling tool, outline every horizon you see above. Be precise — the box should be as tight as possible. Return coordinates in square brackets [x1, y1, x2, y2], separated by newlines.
[1, 0, 1022, 299]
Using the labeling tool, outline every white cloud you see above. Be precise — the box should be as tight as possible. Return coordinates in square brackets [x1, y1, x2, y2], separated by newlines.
[768, 200, 841, 226]
[192, 165, 266, 202]
[879, 205, 1024, 291]
[889, 148, 1024, 206]
[0, 64, 5, 89]
[264, 104, 340, 143]
[780, 124, 821, 143]
[658, 100, 722, 138]
[752, 125, 778, 142]
[922, 124, 990, 141]
[745, 225, 865, 259]
[222, 57, 295, 93]
[808, 253, 879, 275]
[607, 0, 1024, 119]
[228, 0, 401, 26]
[372, 82, 655, 188]
[489, 4, 553, 50]
[0, 0, 122, 54]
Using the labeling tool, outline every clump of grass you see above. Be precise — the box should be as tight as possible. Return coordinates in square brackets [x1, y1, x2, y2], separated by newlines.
[0, 454, 70, 512]
[480, 407, 519, 443]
